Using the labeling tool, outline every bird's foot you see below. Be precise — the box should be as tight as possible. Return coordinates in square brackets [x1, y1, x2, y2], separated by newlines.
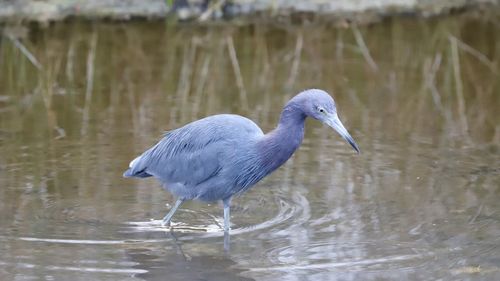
[161, 219, 172, 228]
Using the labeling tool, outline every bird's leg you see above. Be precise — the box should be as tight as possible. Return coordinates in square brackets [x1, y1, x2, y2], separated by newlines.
[161, 198, 184, 227]
[223, 230, 231, 253]
[223, 198, 231, 232]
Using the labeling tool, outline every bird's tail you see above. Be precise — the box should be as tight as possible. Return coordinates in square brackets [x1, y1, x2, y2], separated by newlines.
[123, 155, 152, 178]
[123, 168, 151, 178]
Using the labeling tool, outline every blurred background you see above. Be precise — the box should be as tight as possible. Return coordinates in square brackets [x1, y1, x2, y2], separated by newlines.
[0, 1, 499, 280]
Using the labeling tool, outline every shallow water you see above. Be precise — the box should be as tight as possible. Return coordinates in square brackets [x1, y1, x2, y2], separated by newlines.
[0, 12, 499, 281]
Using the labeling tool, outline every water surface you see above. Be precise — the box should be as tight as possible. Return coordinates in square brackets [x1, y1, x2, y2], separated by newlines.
[0, 12, 499, 280]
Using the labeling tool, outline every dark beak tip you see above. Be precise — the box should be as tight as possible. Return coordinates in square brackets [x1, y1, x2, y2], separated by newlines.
[346, 138, 360, 154]
[352, 146, 360, 154]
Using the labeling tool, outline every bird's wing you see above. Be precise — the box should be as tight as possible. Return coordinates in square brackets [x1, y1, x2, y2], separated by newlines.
[124, 129, 226, 186]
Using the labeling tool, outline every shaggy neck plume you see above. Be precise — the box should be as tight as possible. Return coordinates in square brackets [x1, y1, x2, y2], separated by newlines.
[258, 102, 306, 175]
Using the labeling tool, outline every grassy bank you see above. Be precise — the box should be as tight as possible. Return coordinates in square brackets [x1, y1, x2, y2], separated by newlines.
[0, 0, 498, 24]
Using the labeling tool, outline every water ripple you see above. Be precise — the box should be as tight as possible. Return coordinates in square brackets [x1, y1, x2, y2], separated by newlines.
[122, 190, 309, 239]
[0, 260, 147, 275]
[248, 253, 433, 272]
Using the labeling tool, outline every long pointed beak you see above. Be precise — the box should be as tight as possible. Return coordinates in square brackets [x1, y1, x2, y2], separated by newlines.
[325, 114, 360, 153]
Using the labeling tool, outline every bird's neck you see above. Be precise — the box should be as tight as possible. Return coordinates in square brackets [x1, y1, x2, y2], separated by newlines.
[259, 104, 306, 174]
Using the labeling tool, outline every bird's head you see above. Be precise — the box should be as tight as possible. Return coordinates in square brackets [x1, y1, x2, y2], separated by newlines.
[293, 89, 360, 153]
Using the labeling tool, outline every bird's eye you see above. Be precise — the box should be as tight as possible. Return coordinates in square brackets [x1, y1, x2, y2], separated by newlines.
[319, 108, 325, 113]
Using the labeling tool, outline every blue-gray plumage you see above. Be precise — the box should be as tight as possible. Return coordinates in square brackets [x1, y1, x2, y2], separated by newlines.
[123, 89, 359, 232]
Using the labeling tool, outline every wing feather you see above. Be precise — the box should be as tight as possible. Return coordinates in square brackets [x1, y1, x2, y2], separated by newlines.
[123, 114, 263, 189]
[124, 126, 225, 186]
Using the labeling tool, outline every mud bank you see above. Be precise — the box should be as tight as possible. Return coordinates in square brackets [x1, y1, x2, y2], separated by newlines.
[0, 0, 498, 24]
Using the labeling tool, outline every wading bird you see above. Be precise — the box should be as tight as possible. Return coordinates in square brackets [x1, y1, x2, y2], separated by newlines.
[124, 89, 359, 232]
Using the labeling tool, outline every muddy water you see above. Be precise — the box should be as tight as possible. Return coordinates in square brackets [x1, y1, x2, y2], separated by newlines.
[0, 12, 499, 281]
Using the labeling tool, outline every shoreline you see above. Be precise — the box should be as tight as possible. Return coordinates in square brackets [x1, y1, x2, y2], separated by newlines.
[0, 0, 498, 25]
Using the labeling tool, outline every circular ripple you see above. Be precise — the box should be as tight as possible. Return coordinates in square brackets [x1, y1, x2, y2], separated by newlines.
[122, 189, 310, 240]
[255, 240, 438, 273]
